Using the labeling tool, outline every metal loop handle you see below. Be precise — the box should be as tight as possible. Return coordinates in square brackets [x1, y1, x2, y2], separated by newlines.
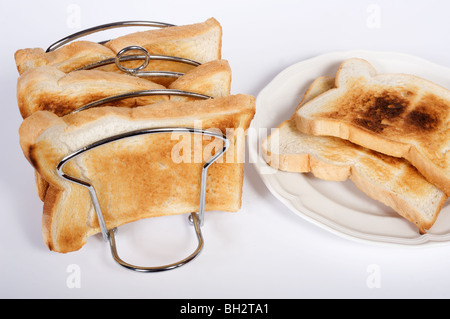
[107, 212, 204, 273]
[77, 44, 201, 77]
[56, 127, 230, 272]
[46, 20, 175, 52]
[115, 45, 150, 74]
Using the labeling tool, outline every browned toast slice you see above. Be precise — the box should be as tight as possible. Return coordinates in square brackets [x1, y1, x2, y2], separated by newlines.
[295, 58, 450, 196]
[16, 59, 231, 118]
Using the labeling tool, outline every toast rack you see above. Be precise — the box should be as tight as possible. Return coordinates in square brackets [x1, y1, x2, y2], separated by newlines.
[46, 21, 202, 78]
[57, 90, 229, 272]
[45, 21, 225, 272]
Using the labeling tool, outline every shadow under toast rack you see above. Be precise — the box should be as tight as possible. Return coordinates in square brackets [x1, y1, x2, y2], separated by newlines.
[47, 21, 229, 272]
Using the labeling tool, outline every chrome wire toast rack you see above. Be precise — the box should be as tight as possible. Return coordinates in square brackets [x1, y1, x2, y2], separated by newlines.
[47, 21, 229, 272]
[57, 90, 230, 272]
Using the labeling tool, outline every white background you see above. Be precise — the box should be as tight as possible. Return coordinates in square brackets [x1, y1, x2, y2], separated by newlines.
[1, 0, 450, 299]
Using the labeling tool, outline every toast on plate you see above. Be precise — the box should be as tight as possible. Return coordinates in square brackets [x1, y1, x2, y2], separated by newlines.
[263, 76, 447, 233]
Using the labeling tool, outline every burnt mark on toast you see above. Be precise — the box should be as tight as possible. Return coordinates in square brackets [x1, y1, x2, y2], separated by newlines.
[353, 118, 386, 133]
[404, 94, 444, 132]
[345, 89, 448, 135]
[36, 92, 164, 117]
[406, 108, 438, 131]
[331, 87, 445, 134]
[352, 91, 409, 133]
[372, 95, 407, 118]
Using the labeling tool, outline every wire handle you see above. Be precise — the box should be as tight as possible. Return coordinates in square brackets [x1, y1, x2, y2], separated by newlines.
[107, 212, 203, 272]
[46, 20, 175, 52]
[70, 89, 213, 114]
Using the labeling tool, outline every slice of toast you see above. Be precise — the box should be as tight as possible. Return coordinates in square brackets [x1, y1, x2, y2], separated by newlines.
[19, 94, 255, 253]
[14, 41, 114, 75]
[295, 58, 450, 196]
[14, 17, 222, 86]
[262, 76, 447, 233]
[16, 59, 231, 118]
[16, 66, 168, 118]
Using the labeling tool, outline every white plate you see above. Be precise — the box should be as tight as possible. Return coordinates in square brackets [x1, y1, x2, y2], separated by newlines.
[250, 50, 450, 247]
